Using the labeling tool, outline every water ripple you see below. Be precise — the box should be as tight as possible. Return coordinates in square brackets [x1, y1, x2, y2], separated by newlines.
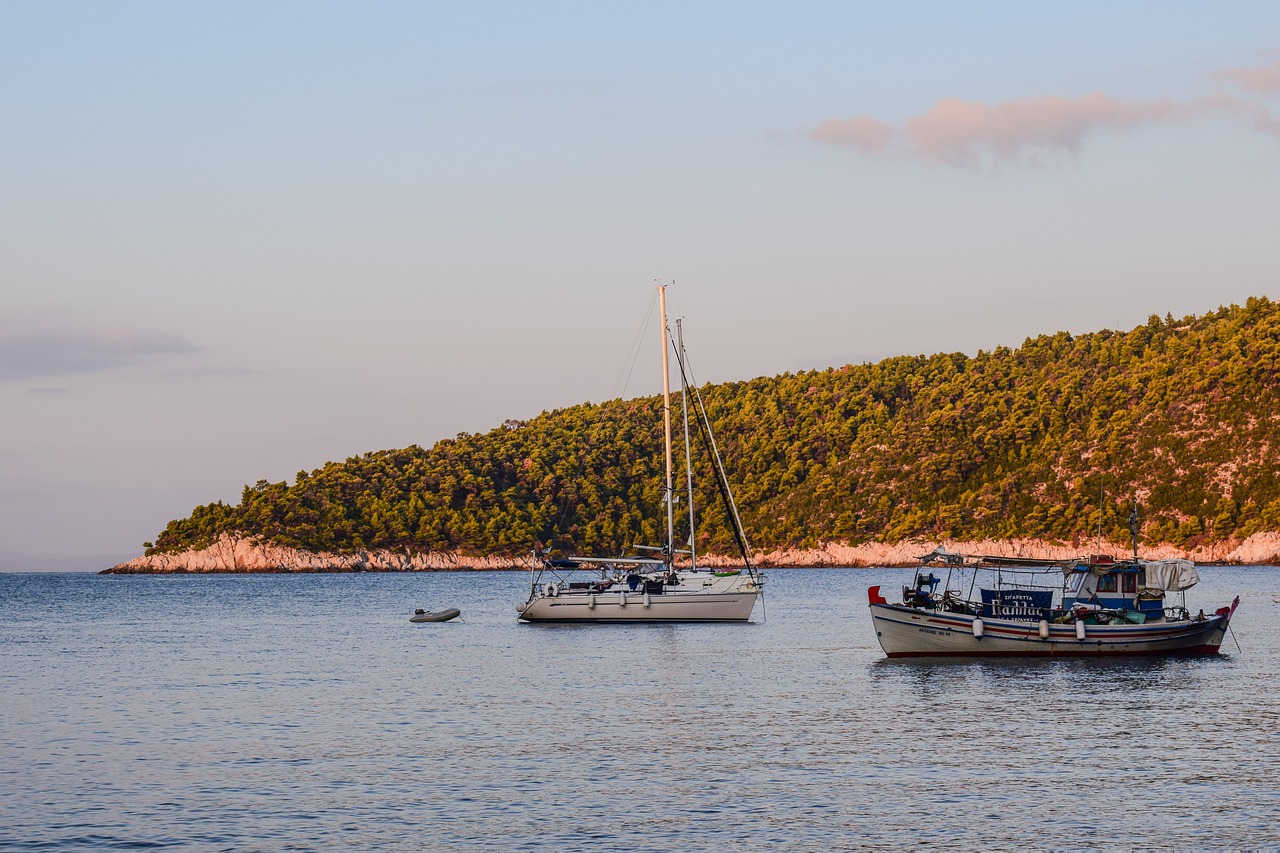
[1, 568, 1277, 850]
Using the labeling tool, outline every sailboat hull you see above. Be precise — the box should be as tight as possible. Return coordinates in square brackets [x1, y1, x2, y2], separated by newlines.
[869, 602, 1230, 657]
[518, 588, 759, 623]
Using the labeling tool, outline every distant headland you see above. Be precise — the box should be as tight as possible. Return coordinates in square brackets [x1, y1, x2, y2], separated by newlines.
[111, 298, 1280, 575]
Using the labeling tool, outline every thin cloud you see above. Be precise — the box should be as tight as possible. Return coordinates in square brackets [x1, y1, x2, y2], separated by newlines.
[0, 328, 199, 382]
[1214, 59, 1280, 94]
[811, 57, 1280, 169]
[811, 115, 896, 154]
[813, 92, 1239, 169]
[166, 366, 257, 380]
[906, 92, 1232, 168]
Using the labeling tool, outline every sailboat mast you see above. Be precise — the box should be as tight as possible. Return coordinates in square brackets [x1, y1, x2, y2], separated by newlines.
[659, 284, 675, 566]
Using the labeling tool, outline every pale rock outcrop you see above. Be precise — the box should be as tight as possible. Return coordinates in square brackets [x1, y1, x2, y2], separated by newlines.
[1220, 531, 1280, 565]
[105, 531, 1280, 573]
[756, 538, 1095, 568]
[754, 534, 1280, 567]
[105, 534, 532, 573]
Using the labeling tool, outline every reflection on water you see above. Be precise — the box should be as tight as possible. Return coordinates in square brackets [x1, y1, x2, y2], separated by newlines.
[1, 567, 1276, 850]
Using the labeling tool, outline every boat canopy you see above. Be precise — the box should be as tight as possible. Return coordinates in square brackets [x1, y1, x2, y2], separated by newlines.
[1141, 558, 1200, 591]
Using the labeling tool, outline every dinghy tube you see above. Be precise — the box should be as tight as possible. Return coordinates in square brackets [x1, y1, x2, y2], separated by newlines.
[410, 608, 461, 623]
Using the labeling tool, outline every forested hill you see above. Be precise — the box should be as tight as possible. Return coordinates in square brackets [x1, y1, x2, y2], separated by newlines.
[148, 297, 1280, 560]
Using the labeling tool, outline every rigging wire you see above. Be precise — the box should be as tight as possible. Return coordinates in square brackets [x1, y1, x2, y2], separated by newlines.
[1227, 621, 1244, 654]
[612, 288, 660, 401]
[676, 318, 698, 569]
[542, 289, 660, 559]
[671, 324, 755, 572]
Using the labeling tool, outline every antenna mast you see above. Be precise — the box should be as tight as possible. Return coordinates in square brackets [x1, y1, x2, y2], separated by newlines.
[1129, 498, 1140, 562]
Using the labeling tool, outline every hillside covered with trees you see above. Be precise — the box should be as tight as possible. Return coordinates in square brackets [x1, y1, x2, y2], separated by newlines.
[147, 297, 1280, 561]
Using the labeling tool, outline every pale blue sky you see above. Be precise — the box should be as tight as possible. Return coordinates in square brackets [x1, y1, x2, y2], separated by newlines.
[3, 2, 1279, 561]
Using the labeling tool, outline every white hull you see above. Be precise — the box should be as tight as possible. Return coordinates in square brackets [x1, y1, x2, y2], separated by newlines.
[519, 577, 759, 622]
[870, 602, 1230, 658]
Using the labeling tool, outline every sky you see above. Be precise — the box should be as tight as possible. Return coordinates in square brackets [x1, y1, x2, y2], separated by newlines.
[3, 1, 1279, 565]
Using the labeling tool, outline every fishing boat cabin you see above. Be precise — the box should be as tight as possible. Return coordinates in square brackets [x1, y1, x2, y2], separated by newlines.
[904, 552, 1203, 626]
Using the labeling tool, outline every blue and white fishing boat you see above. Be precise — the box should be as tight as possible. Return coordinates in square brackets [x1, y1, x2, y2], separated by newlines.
[868, 546, 1239, 658]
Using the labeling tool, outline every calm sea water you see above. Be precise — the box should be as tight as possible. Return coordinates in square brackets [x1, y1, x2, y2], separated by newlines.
[1, 567, 1277, 851]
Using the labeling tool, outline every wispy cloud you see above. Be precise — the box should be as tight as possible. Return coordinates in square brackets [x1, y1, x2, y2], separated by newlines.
[811, 115, 897, 154]
[0, 328, 199, 382]
[166, 366, 256, 380]
[811, 58, 1280, 169]
[1213, 58, 1280, 94]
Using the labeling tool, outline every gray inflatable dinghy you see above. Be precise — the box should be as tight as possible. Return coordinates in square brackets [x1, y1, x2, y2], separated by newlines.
[410, 608, 461, 623]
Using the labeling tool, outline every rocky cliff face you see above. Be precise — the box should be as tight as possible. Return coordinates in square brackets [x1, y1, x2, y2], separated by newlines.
[104, 534, 530, 573]
[103, 531, 1280, 573]
[755, 531, 1280, 567]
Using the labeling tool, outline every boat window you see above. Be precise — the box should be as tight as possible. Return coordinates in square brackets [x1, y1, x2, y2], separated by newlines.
[1097, 574, 1118, 592]
[1067, 572, 1085, 593]
[1121, 573, 1137, 594]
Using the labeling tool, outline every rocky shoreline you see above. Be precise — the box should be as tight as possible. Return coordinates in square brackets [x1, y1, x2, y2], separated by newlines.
[101, 531, 1280, 573]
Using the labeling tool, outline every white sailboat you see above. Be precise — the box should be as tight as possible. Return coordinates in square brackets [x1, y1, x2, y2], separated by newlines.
[516, 285, 763, 623]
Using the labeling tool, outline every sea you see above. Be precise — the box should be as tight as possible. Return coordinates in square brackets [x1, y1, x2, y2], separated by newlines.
[2, 567, 1277, 851]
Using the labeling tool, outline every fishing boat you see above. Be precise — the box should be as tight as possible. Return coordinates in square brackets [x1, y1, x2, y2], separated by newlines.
[868, 530, 1238, 657]
[516, 285, 763, 623]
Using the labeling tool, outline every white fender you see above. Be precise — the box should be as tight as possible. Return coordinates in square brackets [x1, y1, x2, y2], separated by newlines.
[643, 592, 652, 608]
[1076, 620, 1087, 640]
[972, 618, 984, 639]
[1038, 619, 1050, 640]
[588, 594, 596, 609]
[515, 601, 527, 613]
[619, 591, 628, 607]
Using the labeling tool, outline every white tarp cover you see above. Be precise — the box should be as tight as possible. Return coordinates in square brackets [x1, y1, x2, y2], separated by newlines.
[1141, 559, 1201, 591]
